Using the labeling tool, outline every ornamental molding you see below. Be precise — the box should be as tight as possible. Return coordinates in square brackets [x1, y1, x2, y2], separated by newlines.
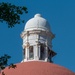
[24, 42, 30, 48]
[21, 30, 55, 39]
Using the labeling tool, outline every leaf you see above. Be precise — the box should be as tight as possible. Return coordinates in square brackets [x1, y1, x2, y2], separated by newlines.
[0, 2, 28, 28]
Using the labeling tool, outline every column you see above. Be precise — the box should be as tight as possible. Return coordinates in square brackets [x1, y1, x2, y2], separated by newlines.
[45, 39, 48, 62]
[25, 31, 29, 61]
[25, 43, 29, 61]
[35, 34, 39, 60]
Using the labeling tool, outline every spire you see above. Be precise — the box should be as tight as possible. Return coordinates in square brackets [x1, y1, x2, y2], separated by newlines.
[21, 14, 57, 62]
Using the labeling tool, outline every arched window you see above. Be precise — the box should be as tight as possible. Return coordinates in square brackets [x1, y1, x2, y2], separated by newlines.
[29, 46, 34, 59]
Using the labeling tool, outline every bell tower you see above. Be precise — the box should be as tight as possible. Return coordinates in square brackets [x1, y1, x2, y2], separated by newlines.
[21, 14, 56, 62]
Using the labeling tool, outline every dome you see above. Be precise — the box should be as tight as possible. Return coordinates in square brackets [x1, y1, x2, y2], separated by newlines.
[1, 61, 75, 75]
[24, 14, 51, 31]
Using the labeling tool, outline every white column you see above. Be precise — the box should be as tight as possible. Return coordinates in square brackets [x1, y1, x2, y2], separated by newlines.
[38, 45, 40, 59]
[25, 42, 30, 61]
[27, 47, 29, 60]
[35, 34, 39, 60]
[45, 39, 48, 61]
[35, 43, 39, 60]
[25, 47, 28, 60]
[25, 31, 29, 61]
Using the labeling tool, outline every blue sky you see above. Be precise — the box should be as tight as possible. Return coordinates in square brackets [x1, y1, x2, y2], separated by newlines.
[0, 0, 75, 72]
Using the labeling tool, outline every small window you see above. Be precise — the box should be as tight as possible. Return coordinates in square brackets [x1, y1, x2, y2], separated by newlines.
[29, 46, 34, 59]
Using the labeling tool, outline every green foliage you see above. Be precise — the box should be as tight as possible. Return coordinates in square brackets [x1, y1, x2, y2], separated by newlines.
[0, 2, 28, 28]
[0, 54, 11, 70]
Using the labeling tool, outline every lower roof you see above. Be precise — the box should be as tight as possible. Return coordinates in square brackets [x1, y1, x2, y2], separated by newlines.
[0, 61, 75, 75]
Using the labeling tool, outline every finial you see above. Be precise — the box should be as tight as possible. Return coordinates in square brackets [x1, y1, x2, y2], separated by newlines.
[34, 14, 42, 17]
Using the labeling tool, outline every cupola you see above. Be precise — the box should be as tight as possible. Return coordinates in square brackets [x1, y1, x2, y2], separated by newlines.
[21, 14, 56, 62]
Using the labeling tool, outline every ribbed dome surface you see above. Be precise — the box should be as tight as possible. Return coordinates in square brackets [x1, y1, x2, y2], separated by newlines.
[24, 14, 50, 31]
[1, 61, 75, 75]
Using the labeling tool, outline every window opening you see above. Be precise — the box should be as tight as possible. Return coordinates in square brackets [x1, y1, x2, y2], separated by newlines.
[23, 48, 25, 59]
[29, 46, 34, 59]
[40, 44, 44, 60]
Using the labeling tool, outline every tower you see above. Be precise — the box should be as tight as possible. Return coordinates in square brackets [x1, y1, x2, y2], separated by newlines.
[21, 14, 56, 62]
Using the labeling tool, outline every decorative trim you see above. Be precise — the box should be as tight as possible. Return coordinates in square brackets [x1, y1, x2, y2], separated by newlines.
[24, 42, 30, 48]
[21, 30, 55, 39]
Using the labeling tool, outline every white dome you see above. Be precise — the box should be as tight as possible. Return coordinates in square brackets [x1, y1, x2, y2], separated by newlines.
[24, 14, 51, 31]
